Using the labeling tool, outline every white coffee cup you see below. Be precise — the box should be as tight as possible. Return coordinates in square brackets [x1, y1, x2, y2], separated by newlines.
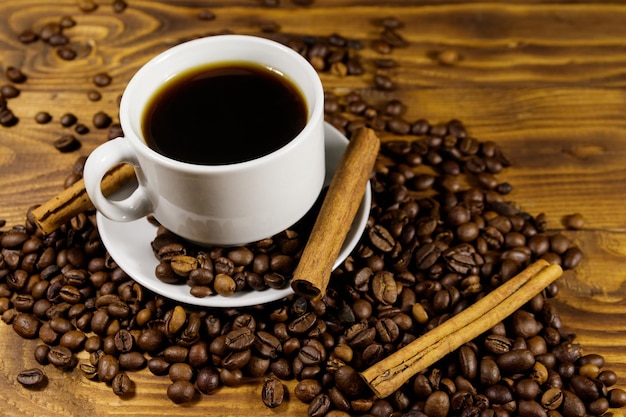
[84, 35, 325, 246]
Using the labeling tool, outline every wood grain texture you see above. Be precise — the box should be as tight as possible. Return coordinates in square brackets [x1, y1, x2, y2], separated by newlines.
[0, 1, 625, 416]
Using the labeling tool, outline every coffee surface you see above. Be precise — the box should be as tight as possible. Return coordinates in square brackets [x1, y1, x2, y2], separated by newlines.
[142, 62, 307, 165]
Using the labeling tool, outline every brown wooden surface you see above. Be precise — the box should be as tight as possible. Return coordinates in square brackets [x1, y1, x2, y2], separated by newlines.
[0, 1, 625, 416]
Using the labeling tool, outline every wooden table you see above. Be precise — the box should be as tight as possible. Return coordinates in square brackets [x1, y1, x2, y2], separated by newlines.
[1, 1, 625, 416]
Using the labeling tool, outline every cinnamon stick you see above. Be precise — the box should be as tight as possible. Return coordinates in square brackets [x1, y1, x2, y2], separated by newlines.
[360, 259, 563, 398]
[291, 127, 380, 300]
[31, 163, 136, 235]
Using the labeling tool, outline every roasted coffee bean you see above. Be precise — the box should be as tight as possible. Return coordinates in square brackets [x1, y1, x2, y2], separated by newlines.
[262, 376, 284, 408]
[423, 391, 450, 417]
[74, 123, 90, 135]
[254, 330, 282, 359]
[0, 84, 20, 98]
[92, 111, 112, 129]
[169, 362, 194, 382]
[294, 379, 322, 403]
[12, 313, 40, 338]
[167, 380, 196, 404]
[147, 357, 170, 376]
[214, 273, 236, 296]
[35, 111, 52, 124]
[93, 72, 112, 87]
[562, 213, 584, 230]
[34, 344, 50, 365]
[18, 29, 38, 43]
[608, 388, 626, 408]
[113, 0, 128, 13]
[334, 365, 367, 397]
[220, 368, 243, 386]
[6, 67, 27, 84]
[48, 345, 76, 369]
[54, 135, 81, 153]
[57, 46, 77, 60]
[78, 0, 98, 12]
[86, 89, 102, 102]
[541, 387, 563, 410]
[112, 372, 133, 396]
[59, 329, 87, 351]
[369, 225, 395, 252]
[17, 368, 47, 389]
[119, 351, 146, 371]
[485, 384, 513, 405]
[0, 108, 18, 127]
[562, 389, 586, 417]
[371, 271, 398, 305]
[60, 113, 77, 127]
[308, 393, 331, 417]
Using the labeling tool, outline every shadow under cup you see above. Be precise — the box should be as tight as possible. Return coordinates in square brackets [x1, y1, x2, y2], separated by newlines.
[118, 35, 326, 246]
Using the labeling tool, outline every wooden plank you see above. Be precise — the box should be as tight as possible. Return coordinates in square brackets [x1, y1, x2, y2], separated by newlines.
[0, 1, 625, 416]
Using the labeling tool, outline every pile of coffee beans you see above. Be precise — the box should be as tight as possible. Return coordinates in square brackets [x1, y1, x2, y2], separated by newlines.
[149, 191, 325, 297]
[1, 6, 625, 417]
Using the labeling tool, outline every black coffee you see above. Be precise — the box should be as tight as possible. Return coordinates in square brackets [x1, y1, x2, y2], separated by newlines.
[142, 61, 308, 165]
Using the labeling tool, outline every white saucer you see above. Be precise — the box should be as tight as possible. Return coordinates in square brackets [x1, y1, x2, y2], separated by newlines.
[97, 122, 371, 308]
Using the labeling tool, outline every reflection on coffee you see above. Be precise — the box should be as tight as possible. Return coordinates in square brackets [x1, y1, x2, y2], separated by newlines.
[142, 61, 308, 165]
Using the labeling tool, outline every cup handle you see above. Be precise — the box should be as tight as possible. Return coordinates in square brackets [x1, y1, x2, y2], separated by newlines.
[83, 137, 153, 222]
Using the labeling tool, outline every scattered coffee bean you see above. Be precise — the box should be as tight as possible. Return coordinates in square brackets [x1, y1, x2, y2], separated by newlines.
[112, 372, 133, 396]
[57, 46, 77, 61]
[87, 89, 102, 101]
[60, 113, 78, 127]
[53, 135, 81, 153]
[0, 84, 20, 99]
[74, 123, 90, 135]
[197, 10, 215, 20]
[35, 112, 52, 124]
[18, 29, 39, 44]
[93, 72, 112, 87]
[563, 212, 585, 230]
[59, 16, 76, 29]
[435, 49, 461, 65]
[17, 368, 47, 389]
[112, 0, 128, 13]
[92, 111, 112, 129]
[78, 0, 98, 12]
[6, 67, 27, 84]
[0, 108, 18, 127]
